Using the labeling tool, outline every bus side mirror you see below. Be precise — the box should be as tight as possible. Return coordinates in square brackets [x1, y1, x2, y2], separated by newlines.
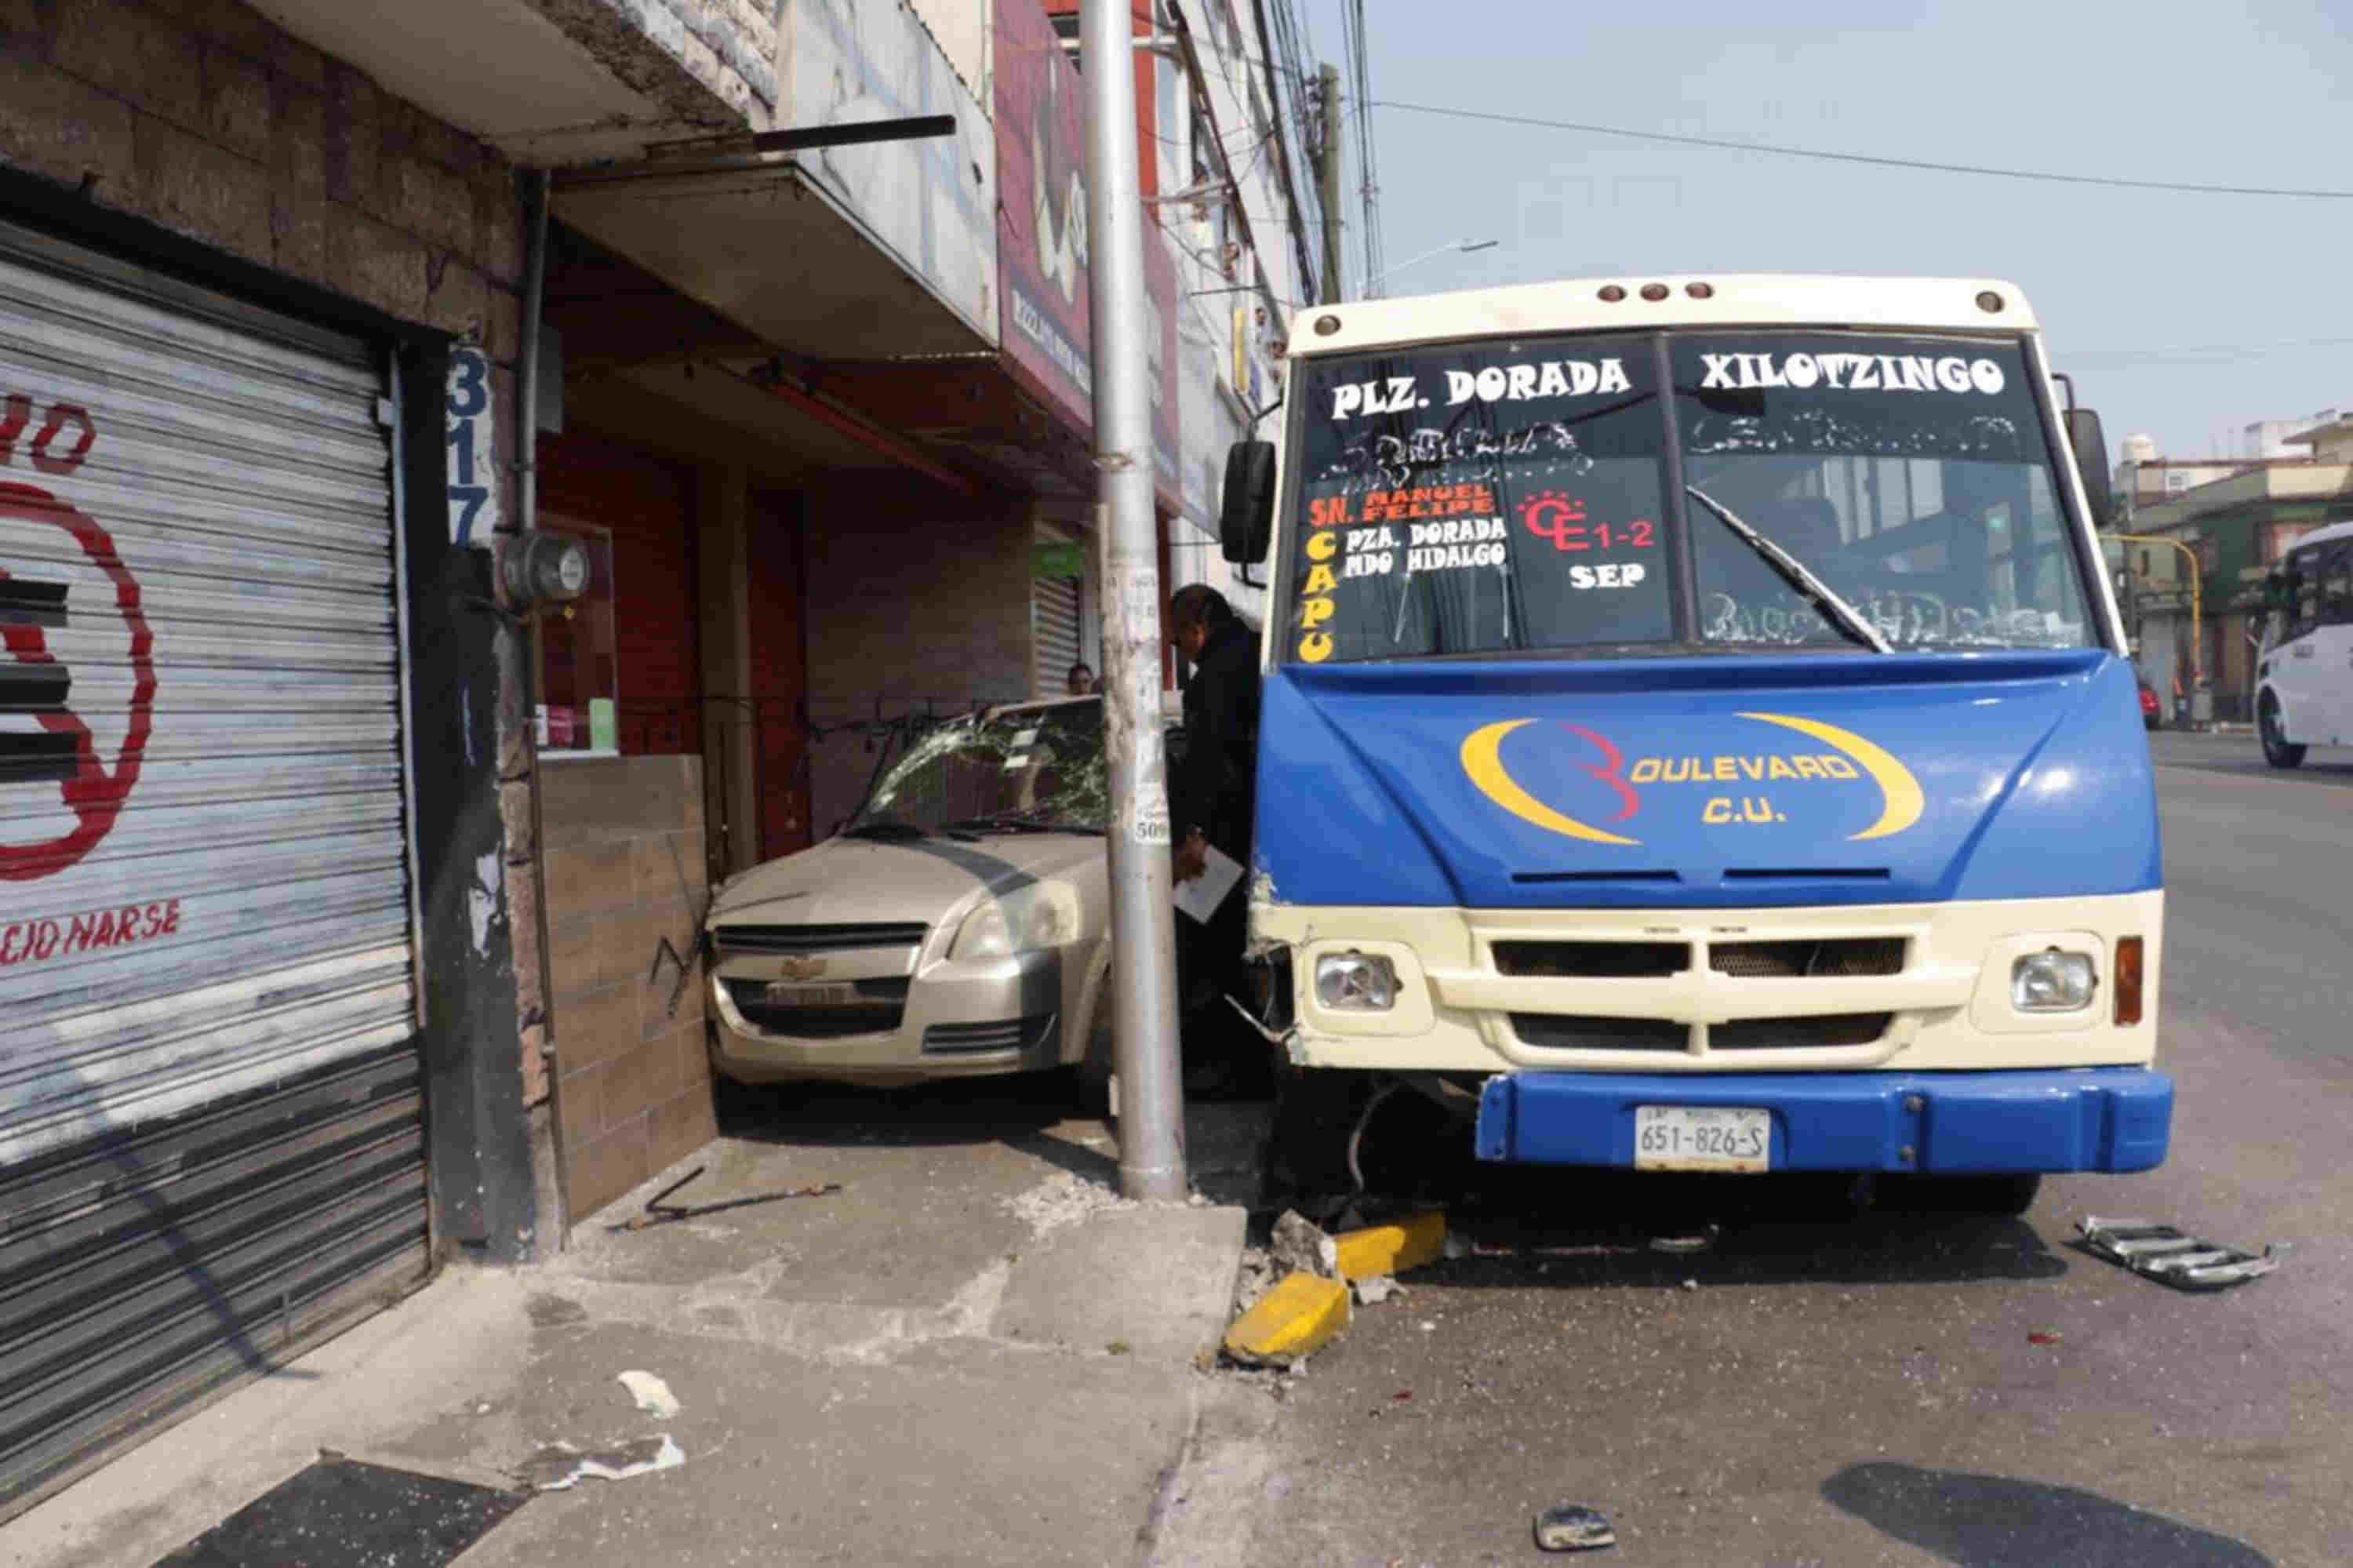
[1220, 440, 1276, 564]
[2065, 408, 2113, 526]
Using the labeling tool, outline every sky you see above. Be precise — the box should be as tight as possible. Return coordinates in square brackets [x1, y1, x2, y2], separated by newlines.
[1291, 0, 2353, 465]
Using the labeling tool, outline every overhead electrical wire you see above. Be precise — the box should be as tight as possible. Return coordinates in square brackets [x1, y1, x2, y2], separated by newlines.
[1369, 98, 2353, 200]
[2056, 335, 2353, 363]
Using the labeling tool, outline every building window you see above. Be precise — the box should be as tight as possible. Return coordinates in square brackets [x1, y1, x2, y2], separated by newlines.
[534, 525, 620, 754]
[1050, 11, 1080, 69]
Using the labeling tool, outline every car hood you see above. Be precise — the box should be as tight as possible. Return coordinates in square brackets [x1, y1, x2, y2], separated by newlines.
[1253, 649, 2160, 910]
[707, 831, 1105, 929]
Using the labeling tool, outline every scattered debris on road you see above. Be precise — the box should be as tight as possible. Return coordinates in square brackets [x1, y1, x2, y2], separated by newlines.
[1649, 1224, 1720, 1254]
[1223, 1271, 1351, 1365]
[1271, 1209, 1340, 1276]
[1006, 1170, 1134, 1238]
[2077, 1216, 2289, 1290]
[1337, 1211, 1447, 1279]
[1232, 1243, 1281, 1315]
[615, 1164, 841, 1231]
[617, 1370, 680, 1419]
[1221, 1210, 1446, 1371]
[1533, 1502, 1617, 1552]
[515, 1435, 685, 1491]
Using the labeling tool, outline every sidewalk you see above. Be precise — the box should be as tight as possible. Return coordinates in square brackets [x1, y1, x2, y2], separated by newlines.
[2, 1081, 1261, 1568]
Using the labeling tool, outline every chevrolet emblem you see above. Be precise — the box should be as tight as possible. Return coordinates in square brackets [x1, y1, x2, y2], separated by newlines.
[776, 955, 827, 980]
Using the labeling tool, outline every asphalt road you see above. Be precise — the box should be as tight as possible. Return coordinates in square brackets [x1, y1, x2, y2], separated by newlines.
[1155, 732, 2353, 1568]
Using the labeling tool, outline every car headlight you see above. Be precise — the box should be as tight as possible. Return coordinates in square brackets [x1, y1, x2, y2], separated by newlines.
[2011, 948, 2097, 1012]
[1315, 951, 1398, 1011]
[950, 880, 1082, 961]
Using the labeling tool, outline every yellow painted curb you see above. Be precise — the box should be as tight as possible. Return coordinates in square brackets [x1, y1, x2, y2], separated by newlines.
[1224, 1271, 1351, 1363]
[1334, 1211, 1446, 1281]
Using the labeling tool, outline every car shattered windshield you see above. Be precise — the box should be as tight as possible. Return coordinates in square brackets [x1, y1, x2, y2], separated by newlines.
[850, 699, 1111, 836]
[1282, 329, 2093, 663]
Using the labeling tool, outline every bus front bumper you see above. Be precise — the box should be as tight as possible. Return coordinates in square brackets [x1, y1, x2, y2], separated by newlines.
[1474, 1068, 2172, 1173]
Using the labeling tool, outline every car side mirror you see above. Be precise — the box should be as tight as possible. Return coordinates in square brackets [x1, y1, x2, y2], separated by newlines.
[2065, 408, 2113, 526]
[1220, 440, 1276, 564]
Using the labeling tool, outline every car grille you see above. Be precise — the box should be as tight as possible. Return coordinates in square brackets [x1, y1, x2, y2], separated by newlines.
[1707, 938, 1906, 978]
[922, 1015, 1060, 1056]
[1493, 940, 1689, 978]
[711, 922, 929, 956]
[723, 977, 908, 1038]
[1710, 1013, 1893, 1050]
[1510, 1014, 1689, 1051]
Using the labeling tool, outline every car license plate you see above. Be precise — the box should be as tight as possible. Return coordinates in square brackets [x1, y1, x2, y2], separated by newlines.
[1634, 1105, 1770, 1172]
[764, 981, 856, 1007]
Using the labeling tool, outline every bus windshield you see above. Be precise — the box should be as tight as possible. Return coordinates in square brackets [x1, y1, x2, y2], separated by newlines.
[1284, 329, 2095, 664]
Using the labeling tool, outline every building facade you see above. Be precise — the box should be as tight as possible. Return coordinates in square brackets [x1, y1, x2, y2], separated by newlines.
[0, 0, 1318, 1515]
[2117, 440, 2353, 722]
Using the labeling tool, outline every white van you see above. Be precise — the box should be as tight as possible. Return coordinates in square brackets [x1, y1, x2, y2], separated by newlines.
[2256, 518, 2353, 767]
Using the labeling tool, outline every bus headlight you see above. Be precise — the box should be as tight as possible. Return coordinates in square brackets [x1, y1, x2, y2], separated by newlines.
[2011, 948, 2096, 1012]
[951, 882, 1081, 960]
[1315, 951, 1398, 1011]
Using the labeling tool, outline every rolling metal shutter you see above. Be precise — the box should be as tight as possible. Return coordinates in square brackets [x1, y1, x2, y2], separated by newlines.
[1033, 569, 1081, 697]
[0, 225, 427, 1512]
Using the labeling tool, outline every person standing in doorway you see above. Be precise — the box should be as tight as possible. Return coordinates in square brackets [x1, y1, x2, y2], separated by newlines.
[1167, 584, 1264, 1096]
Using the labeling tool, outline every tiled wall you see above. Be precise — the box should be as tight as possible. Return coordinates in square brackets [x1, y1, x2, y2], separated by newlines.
[800, 477, 1035, 836]
[540, 754, 718, 1220]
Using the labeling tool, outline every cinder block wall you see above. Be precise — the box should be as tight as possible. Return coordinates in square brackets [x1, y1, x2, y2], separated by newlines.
[801, 475, 1035, 835]
[540, 755, 717, 1221]
[0, 0, 526, 358]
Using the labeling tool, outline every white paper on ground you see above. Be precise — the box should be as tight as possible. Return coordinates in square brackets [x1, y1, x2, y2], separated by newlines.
[618, 1370, 680, 1418]
[1173, 843, 1244, 924]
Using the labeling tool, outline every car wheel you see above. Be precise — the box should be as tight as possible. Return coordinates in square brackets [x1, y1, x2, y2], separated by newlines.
[2260, 693, 2305, 769]
[1881, 1172, 2042, 1217]
[1066, 1010, 1116, 1115]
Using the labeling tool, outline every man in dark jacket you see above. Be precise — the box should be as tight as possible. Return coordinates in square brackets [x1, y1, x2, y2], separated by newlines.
[1166, 584, 1263, 1094]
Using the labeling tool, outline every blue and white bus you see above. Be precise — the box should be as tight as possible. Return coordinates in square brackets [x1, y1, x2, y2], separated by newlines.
[1219, 275, 2167, 1212]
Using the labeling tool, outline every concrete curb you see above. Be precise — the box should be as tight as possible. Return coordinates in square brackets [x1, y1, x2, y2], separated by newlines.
[996, 1202, 1250, 1363]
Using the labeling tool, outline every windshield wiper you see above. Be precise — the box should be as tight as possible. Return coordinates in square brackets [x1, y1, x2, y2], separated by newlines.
[941, 814, 1106, 837]
[843, 820, 981, 843]
[1684, 486, 1890, 654]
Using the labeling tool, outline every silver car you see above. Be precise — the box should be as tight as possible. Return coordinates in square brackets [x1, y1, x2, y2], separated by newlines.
[706, 695, 1176, 1088]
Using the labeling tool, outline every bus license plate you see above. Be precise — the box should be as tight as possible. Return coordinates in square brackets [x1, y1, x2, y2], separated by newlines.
[1635, 1106, 1770, 1172]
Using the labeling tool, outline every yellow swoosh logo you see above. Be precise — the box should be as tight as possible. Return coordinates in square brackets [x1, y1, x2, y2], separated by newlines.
[1739, 711, 1924, 841]
[1460, 720, 1641, 846]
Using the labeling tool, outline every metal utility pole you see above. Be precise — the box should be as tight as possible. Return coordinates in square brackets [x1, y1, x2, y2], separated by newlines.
[1082, 0, 1187, 1201]
[1315, 63, 1344, 304]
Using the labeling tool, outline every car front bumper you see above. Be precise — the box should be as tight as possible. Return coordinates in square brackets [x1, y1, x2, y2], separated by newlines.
[708, 948, 1064, 1086]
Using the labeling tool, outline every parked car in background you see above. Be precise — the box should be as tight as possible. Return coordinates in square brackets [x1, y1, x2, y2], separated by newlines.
[705, 695, 1179, 1090]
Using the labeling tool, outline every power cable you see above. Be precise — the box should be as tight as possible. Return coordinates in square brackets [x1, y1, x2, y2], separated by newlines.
[2057, 335, 2353, 362]
[1369, 98, 2353, 200]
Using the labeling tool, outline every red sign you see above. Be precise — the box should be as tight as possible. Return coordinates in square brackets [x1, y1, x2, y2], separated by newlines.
[994, 0, 1183, 511]
[0, 897, 180, 966]
[1, 459, 153, 880]
[995, 0, 1093, 436]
